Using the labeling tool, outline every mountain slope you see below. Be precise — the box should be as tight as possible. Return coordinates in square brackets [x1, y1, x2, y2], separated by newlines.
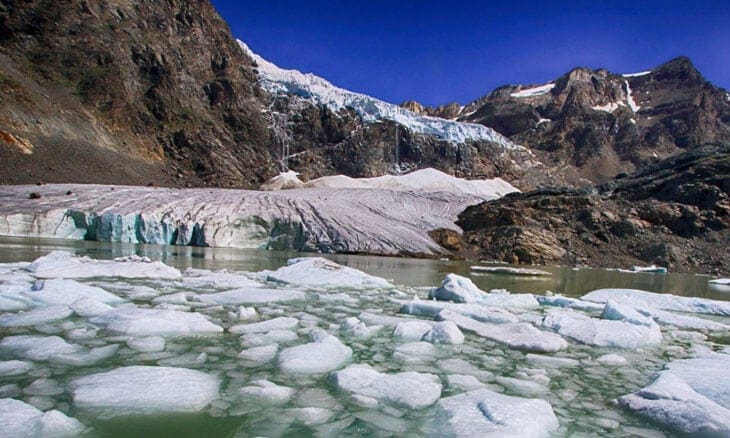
[0, 0, 275, 187]
[405, 58, 730, 184]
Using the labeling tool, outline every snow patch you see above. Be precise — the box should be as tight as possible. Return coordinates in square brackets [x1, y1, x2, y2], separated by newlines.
[510, 83, 556, 98]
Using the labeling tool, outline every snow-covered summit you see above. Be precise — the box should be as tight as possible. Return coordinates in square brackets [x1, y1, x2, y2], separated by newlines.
[239, 40, 524, 149]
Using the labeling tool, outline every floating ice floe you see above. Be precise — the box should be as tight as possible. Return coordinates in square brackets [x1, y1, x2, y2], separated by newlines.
[238, 345, 279, 363]
[429, 274, 538, 308]
[0, 398, 86, 438]
[0, 306, 73, 327]
[542, 309, 662, 348]
[400, 299, 519, 324]
[439, 309, 567, 353]
[619, 351, 730, 435]
[24, 279, 123, 307]
[536, 295, 605, 312]
[265, 257, 393, 289]
[428, 388, 559, 437]
[471, 266, 551, 276]
[26, 251, 181, 279]
[126, 336, 165, 353]
[70, 298, 113, 317]
[89, 307, 223, 336]
[393, 341, 437, 364]
[239, 379, 295, 406]
[392, 319, 463, 344]
[709, 278, 730, 285]
[71, 366, 220, 417]
[582, 288, 730, 316]
[525, 354, 580, 369]
[341, 317, 383, 339]
[229, 317, 299, 334]
[278, 329, 352, 374]
[637, 306, 729, 331]
[240, 330, 298, 347]
[0, 336, 81, 361]
[330, 364, 442, 409]
[601, 301, 656, 327]
[0, 360, 32, 377]
[495, 376, 549, 397]
[194, 288, 306, 305]
[595, 354, 628, 366]
[181, 269, 262, 289]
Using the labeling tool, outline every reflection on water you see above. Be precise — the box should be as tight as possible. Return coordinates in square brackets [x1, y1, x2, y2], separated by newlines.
[0, 236, 725, 300]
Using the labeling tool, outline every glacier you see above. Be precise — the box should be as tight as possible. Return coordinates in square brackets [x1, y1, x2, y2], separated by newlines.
[0, 180, 501, 255]
[240, 41, 526, 149]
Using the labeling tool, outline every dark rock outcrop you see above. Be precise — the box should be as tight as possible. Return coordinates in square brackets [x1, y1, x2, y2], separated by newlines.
[450, 144, 730, 273]
[456, 58, 730, 185]
[0, 0, 275, 187]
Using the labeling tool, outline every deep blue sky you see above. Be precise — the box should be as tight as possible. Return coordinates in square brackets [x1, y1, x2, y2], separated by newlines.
[212, 0, 729, 106]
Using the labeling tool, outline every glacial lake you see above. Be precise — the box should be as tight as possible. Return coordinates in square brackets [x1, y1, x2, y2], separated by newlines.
[0, 236, 728, 437]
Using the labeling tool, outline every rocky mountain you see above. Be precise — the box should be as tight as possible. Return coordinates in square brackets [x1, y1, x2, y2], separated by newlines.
[427, 58, 730, 184]
[242, 43, 540, 184]
[0, 0, 276, 187]
[437, 144, 730, 274]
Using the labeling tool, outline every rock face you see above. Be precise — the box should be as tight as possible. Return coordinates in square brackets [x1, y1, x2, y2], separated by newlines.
[453, 58, 730, 184]
[451, 145, 730, 273]
[0, 0, 275, 187]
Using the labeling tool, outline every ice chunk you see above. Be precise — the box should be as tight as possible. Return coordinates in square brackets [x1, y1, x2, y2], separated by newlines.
[447, 374, 485, 391]
[330, 364, 441, 409]
[89, 307, 223, 336]
[438, 358, 494, 382]
[0, 335, 81, 361]
[70, 298, 113, 317]
[596, 354, 628, 366]
[601, 301, 656, 327]
[241, 330, 298, 347]
[393, 341, 437, 364]
[393, 320, 432, 341]
[542, 309, 662, 348]
[152, 292, 189, 305]
[582, 288, 730, 316]
[194, 288, 305, 305]
[400, 300, 518, 324]
[341, 317, 383, 339]
[23, 378, 64, 396]
[0, 398, 86, 437]
[637, 307, 729, 331]
[422, 321, 465, 344]
[439, 309, 567, 352]
[229, 316, 298, 334]
[430, 274, 538, 308]
[429, 388, 559, 437]
[238, 345, 278, 363]
[181, 269, 261, 289]
[237, 306, 257, 320]
[265, 257, 393, 289]
[536, 295, 605, 312]
[0, 306, 73, 327]
[239, 379, 294, 405]
[71, 366, 220, 416]
[26, 251, 181, 279]
[26, 279, 123, 306]
[278, 329, 352, 374]
[430, 274, 487, 303]
[127, 336, 166, 353]
[619, 371, 730, 435]
[49, 344, 119, 367]
[709, 278, 730, 285]
[0, 360, 32, 376]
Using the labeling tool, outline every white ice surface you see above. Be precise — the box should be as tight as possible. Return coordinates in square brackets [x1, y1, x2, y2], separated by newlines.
[0, 398, 86, 438]
[438, 309, 567, 353]
[26, 251, 181, 279]
[542, 309, 662, 348]
[509, 83, 556, 98]
[0, 336, 81, 361]
[265, 257, 393, 289]
[619, 352, 730, 435]
[582, 288, 730, 316]
[329, 364, 441, 409]
[429, 388, 559, 437]
[241, 41, 524, 148]
[0, 360, 32, 377]
[230, 316, 299, 334]
[89, 308, 223, 336]
[429, 274, 538, 308]
[194, 288, 306, 305]
[400, 299, 518, 324]
[239, 379, 295, 405]
[278, 329, 352, 374]
[0, 306, 73, 327]
[71, 366, 220, 417]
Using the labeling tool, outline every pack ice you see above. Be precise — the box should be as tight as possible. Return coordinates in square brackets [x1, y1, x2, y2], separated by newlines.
[70, 366, 220, 417]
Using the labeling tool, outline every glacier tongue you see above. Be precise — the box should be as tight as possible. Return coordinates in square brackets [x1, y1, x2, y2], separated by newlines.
[239, 40, 525, 148]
